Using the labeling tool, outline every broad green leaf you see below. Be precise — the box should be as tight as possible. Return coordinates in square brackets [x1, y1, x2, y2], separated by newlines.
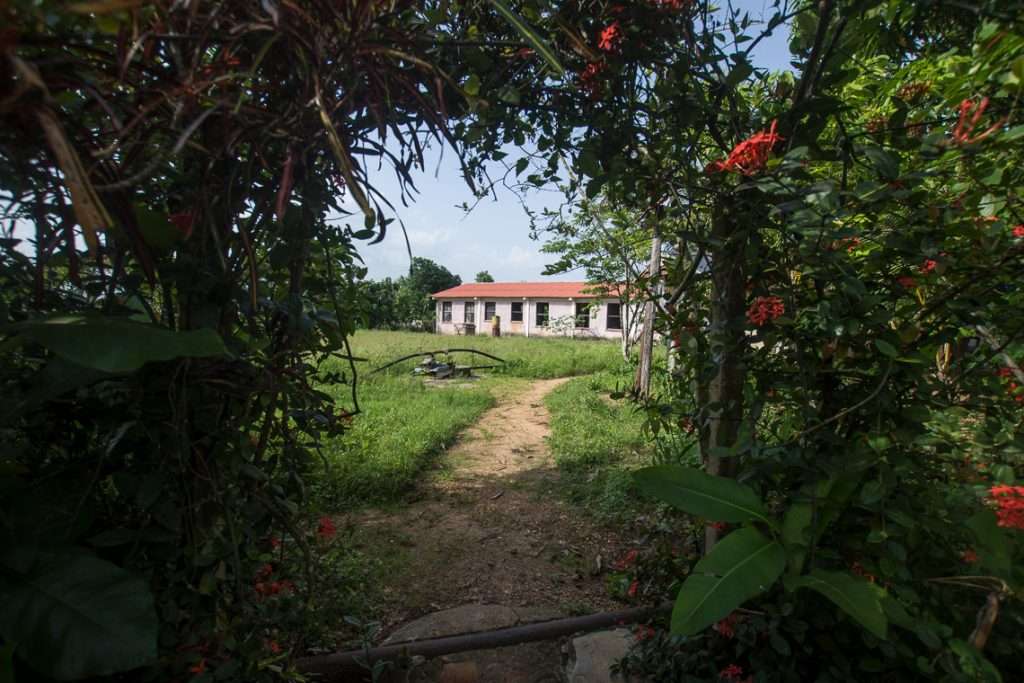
[672, 528, 785, 635]
[784, 570, 888, 639]
[634, 465, 776, 528]
[0, 545, 158, 679]
[486, 0, 565, 76]
[781, 502, 813, 573]
[7, 315, 227, 373]
[874, 339, 899, 357]
[966, 509, 1011, 576]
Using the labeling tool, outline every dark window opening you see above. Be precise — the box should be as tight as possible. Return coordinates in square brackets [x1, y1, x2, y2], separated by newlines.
[511, 302, 523, 322]
[575, 302, 591, 328]
[484, 302, 496, 321]
[464, 301, 475, 324]
[535, 302, 549, 327]
[607, 302, 622, 330]
[441, 301, 452, 323]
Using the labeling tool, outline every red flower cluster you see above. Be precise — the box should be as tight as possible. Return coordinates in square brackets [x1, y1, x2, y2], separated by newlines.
[920, 259, 938, 274]
[652, 0, 691, 9]
[952, 97, 1003, 145]
[720, 663, 744, 681]
[897, 275, 916, 289]
[598, 21, 623, 53]
[627, 579, 639, 597]
[254, 579, 294, 597]
[989, 486, 1024, 529]
[318, 515, 337, 540]
[614, 548, 639, 570]
[266, 639, 282, 654]
[633, 625, 656, 641]
[961, 548, 978, 564]
[1013, 224, 1024, 238]
[707, 120, 783, 176]
[996, 367, 1013, 378]
[579, 62, 605, 98]
[714, 612, 739, 639]
[746, 296, 785, 327]
[169, 212, 195, 240]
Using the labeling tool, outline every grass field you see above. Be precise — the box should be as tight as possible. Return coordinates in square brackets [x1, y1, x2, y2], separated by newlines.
[544, 371, 651, 521]
[314, 330, 631, 508]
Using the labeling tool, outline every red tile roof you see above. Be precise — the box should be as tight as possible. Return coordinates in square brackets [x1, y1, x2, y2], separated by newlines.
[431, 282, 619, 299]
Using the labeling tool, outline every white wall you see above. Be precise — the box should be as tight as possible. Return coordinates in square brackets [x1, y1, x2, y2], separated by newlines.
[434, 298, 624, 339]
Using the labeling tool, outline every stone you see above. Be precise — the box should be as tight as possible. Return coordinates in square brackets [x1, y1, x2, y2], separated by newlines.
[566, 629, 634, 683]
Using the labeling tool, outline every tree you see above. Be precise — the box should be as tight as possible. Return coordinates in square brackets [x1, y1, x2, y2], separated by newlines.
[474, 270, 495, 282]
[395, 257, 461, 325]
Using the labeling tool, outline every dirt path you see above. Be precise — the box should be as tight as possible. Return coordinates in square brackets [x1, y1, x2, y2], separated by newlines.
[350, 377, 629, 634]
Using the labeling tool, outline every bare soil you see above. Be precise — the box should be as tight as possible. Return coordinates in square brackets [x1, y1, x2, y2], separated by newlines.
[347, 377, 631, 636]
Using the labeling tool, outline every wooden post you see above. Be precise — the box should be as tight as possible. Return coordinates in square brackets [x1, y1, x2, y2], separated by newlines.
[634, 226, 662, 398]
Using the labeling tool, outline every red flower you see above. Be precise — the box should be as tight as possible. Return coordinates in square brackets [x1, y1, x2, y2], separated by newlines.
[1013, 225, 1024, 238]
[961, 548, 979, 563]
[652, 0, 691, 9]
[920, 259, 938, 274]
[627, 579, 639, 597]
[578, 62, 606, 98]
[256, 563, 274, 580]
[269, 536, 282, 549]
[515, 47, 534, 58]
[189, 658, 207, 675]
[952, 97, 1003, 145]
[168, 212, 195, 240]
[710, 521, 727, 532]
[997, 367, 1013, 378]
[598, 21, 623, 53]
[317, 516, 337, 540]
[897, 276, 916, 288]
[707, 120, 784, 176]
[266, 639, 282, 654]
[746, 296, 785, 327]
[633, 625, 656, 641]
[989, 485, 1024, 529]
[714, 613, 738, 639]
[720, 664, 744, 681]
[615, 548, 639, 570]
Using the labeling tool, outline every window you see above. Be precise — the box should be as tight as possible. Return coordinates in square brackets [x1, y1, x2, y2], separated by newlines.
[575, 302, 591, 328]
[535, 302, 549, 327]
[606, 302, 622, 330]
[484, 302, 496, 321]
[510, 302, 523, 323]
[441, 301, 452, 323]
[464, 301, 475, 324]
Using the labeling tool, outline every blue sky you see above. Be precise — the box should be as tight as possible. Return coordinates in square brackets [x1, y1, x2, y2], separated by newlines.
[355, 0, 794, 284]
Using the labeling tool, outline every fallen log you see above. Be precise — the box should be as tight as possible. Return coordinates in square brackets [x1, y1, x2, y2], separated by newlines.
[295, 602, 670, 679]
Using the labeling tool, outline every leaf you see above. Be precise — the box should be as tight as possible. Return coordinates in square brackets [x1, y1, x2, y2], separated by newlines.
[486, 0, 565, 76]
[966, 509, 1011, 575]
[861, 146, 900, 180]
[7, 315, 227, 373]
[784, 570, 888, 639]
[634, 465, 776, 528]
[0, 545, 158, 679]
[671, 528, 786, 635]
[874, 339, 899, 357]
[781, 502, 813, 573]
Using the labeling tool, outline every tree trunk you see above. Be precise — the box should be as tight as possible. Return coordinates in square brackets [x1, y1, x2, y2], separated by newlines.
[703, 204, 745, 552]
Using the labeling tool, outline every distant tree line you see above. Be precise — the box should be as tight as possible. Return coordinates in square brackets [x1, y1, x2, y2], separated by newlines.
[359, 257, 461, 329]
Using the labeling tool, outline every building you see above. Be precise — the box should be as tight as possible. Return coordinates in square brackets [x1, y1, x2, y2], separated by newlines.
[431, 282, 624, 338]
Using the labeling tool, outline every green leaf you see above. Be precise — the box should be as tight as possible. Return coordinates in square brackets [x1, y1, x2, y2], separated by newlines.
[781, 502, 813, 573]
[861, 146, 900, 180]
[634, 465, 776, 528]
[671, 528, 785, 635]
[966, 509, 1011, 575]
[464, 73, 481, 96]
[874, 339, 899, 357]
[486, 0, 565, 76]
[0, 545, 158, 679]
[784, 570, 888, 639]
[6, 315, 228, 373]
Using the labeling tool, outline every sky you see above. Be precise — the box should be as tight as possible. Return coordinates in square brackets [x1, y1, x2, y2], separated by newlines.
[354, 0, 795, 284]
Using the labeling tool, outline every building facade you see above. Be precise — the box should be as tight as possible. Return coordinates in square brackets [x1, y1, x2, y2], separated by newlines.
[431, 282, 624, 339]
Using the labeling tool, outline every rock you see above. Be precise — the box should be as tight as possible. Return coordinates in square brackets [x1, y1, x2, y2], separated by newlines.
[566, 629, 634, 683]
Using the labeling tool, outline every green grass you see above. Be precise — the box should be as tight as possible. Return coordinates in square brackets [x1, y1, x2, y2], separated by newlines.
[313, 330, 627, 509]
[348, 329, 625, 379]
[544, 371, 651, 521]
